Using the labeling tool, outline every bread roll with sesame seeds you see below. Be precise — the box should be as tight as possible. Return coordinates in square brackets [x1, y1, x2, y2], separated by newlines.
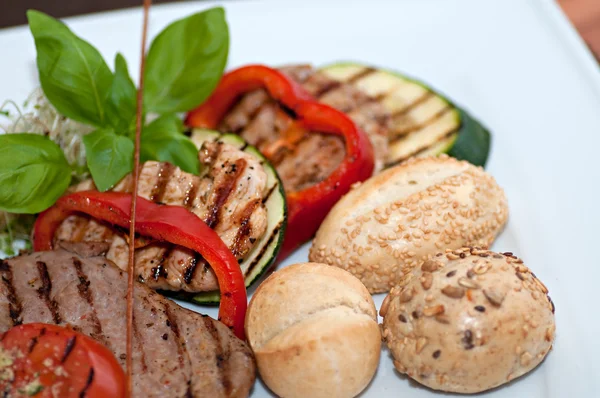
[245, 263, 381, 398]
[309, 155, 508, 293]
[380, 247, 556, 393]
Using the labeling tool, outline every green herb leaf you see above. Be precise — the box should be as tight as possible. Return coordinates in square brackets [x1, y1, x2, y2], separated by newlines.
[141, 115, 200, 174]
[105, 53, 137, 135]
[144, 7, 229, 113]
[27, 10, 113, 126]
[82, 128, 134, 191]
[0, 134, 71, 214]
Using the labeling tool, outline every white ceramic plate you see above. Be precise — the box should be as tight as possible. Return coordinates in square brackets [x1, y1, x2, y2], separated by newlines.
[2, 0, 600, 396]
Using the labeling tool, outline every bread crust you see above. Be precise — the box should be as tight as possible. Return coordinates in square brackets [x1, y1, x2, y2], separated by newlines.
[380, 248, 555, 393]
[309, 155, 508, 293]
[245, 263, 381, 398]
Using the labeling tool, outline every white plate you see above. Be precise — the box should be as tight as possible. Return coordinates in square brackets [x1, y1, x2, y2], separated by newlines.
[2, 0, 600, 396]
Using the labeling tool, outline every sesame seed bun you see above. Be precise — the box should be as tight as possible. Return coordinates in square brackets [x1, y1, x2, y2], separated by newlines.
[309, 155, 508, 293]
[380, 247, 555, 393]
[245, 263, 381, 398]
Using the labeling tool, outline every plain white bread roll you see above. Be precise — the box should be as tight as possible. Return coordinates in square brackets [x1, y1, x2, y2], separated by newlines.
[380, 247, 555, 393]
[245, 263, 381, 398]
[309, 155, 508, 293]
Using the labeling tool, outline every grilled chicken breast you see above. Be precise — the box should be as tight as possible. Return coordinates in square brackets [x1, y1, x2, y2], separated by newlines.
[218, 65, 390, 193]
[0, 245, 256, 398]
[55, 141, 268, 292]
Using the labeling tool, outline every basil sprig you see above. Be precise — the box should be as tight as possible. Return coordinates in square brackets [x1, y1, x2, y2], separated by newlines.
[0, 8, 229, 214]
[0, 134, 71, 214]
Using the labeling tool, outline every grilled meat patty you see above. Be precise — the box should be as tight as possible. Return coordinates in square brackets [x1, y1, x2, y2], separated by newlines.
[0, 245, 256, 398]
[218, 65, 390, 193]
[55, 140, 268, 293]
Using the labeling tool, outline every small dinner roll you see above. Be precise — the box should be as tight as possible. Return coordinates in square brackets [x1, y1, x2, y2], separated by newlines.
[380, 247, 555, 393]
[309, 155, 508, 293]
[245, 263, 381, 398]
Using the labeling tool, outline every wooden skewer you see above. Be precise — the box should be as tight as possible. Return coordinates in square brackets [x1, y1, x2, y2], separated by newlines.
[126, 0, 152, 395]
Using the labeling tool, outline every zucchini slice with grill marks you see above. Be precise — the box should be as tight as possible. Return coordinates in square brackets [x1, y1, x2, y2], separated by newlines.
[186, 129, 287, 304]
[320, 63, 491, 167]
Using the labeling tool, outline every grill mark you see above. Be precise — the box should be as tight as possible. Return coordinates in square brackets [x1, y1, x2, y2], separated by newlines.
[184, 180, 200, 208]
[240, 142, 249, 151]
[386, 129, 459, 168]
[0, 261, 22, 326]
[347, 67, 377, 83]
[164, 304, 189, 373]
[132, 318, 148, 372]
[231, 199, 261, 259]
[61, 336, 76, 363]
[390, 92, 434, 118]
[72, 257, 108, 347]
[71, 217, 92, 243]
[228, 96, 272, 135]
[151, 247, 172, 281]
[150, 162, 176, 203]
[261, 185, 277, 205]
[314, 80, 342, 98]
[270, 134, 312, 167]
[204, 158, 247, 229]
[183, 255, 204, 285]
[36, 261, 62, 324]
[28, 335, 39, 353]
[202, 317, 231, 395]
[388, 107, 455, 145]
[80, 368, 94, 397]
[246, 224, 282, 277]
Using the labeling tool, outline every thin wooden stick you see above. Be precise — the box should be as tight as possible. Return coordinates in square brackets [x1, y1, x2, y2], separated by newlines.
[126, 0, 152, 395]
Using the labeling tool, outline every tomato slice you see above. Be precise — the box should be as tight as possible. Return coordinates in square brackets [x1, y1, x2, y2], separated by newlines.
[0, 323, 125, 398]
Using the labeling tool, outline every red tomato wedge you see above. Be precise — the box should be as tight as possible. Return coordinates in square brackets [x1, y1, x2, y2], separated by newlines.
[0, 323, 125, 398]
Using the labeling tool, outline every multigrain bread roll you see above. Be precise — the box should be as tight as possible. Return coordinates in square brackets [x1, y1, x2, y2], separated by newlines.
[245, 263, 381, 398]
[309, 155, 508, 293]
[380, 247, 555, 393]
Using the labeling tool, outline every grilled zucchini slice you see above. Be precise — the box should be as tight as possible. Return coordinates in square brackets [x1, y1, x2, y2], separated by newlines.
[186, 129, 287, 304]
[320, 63, 491, 167]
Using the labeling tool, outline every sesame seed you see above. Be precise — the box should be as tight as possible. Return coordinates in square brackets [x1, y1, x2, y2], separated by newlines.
[474, 305, 486, 312]
[432, 350, 441, 359]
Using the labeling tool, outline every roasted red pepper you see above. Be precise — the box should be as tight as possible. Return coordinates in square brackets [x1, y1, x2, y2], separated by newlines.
[186, 65, 375, 259]
[33, 191, 247, 340]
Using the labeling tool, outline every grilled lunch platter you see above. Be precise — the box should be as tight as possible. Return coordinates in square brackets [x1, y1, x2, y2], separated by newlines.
[2, 0, 599, 396]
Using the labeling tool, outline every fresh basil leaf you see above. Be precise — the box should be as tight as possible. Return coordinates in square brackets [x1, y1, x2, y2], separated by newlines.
[144, 7, 229, 113]
[27, 10, 113, 126]
[105, 53, 137, 135]
[82, 128, 134, 192]
[0, 134, 71, 214]
[141, 115, 200, 174]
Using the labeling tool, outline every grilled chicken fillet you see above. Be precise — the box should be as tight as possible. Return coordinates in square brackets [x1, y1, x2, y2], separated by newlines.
[0, 245, 256, 398]
[218, 64, 390, 193]
[55, 141, 268, 292]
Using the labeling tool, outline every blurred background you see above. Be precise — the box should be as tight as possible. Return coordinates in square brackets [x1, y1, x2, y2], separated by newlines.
[1, 0, 599, 60]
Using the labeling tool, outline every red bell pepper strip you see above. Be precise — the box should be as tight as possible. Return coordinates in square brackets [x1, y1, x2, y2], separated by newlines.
[186, 65, 375, 259]
[33, 191, 247, 340]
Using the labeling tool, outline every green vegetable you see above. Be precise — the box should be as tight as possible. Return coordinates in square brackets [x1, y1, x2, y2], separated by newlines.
[140, 114, 200, 174]
[320, 63, 491, 167]
[27, 10, 113, 127]
[82, 129, 134, 191]
[105, 53, 138, 135]
[144, 7, 229, 113]
[0, 134, 71, 214]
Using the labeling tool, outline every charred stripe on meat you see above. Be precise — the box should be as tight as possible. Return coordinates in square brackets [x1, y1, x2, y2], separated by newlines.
[0, 260, 22, 326]
[204, 158, 247, 229]
[202, 316, 232, 395]
[72, 257, 109, 347]
[36, 261, 62, 324]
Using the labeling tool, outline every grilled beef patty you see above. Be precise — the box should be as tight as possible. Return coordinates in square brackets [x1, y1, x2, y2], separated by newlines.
[218, 64, 390, 193]
[0, 246, 256, 398]
[55, 140, 268, 293]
